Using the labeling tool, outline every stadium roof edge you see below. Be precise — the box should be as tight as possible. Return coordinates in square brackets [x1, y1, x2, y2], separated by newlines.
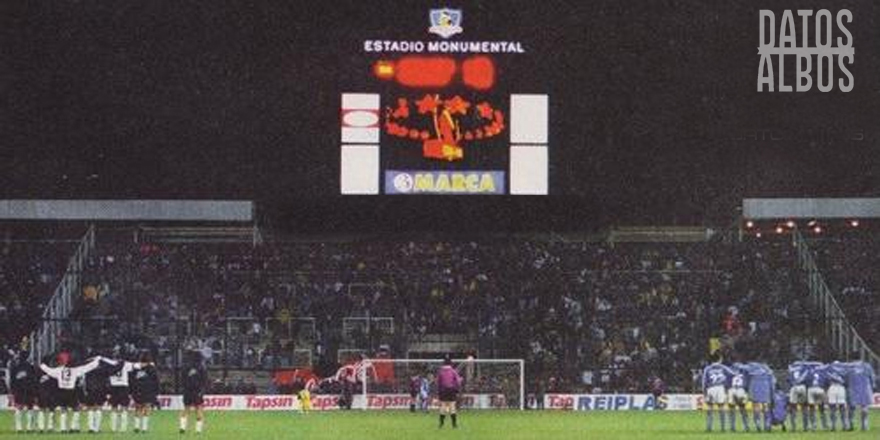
[0, 199, 253, 222]
[743, 198, 880, 219]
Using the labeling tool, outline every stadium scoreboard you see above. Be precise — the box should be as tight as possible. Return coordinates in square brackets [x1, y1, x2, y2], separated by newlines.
[340, 8, 549, 196]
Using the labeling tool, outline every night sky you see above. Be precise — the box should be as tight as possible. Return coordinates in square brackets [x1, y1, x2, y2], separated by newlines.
[4, 0, 880, 231]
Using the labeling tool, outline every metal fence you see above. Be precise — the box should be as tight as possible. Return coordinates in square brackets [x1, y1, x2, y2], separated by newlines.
[792, 229, 880, 371]
[31, 225, 96, 362]
[342, 316, 395, 352]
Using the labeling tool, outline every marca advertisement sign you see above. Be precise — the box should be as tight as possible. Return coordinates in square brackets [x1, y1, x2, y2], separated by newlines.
[385, 170, 505, 195]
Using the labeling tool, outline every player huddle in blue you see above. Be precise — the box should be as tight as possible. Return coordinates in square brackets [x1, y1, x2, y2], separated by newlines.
[702, 358, 875, 433]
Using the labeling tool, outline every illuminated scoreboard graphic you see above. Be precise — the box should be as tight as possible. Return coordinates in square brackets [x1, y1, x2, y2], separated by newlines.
[340, 8, 549, 195]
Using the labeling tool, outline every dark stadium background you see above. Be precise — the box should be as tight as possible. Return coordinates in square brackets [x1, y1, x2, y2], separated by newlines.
[4, 0, 879, 231]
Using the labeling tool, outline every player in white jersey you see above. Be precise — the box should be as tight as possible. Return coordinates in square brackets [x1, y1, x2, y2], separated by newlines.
[39, 355, 102, 433]
[81, 353, 121, 433]
[102, 356, 148, 432]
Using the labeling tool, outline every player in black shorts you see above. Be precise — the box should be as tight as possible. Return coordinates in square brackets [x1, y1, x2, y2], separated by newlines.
[131, 353, 160, 433]
[40, 352, 102, 433]
[37, 355, 58, 432]
[108, 375, 132, 431]
[82, 355, 118, 433]
[72, 375, 86, 432]
[180, 352, 207, 434]
[436, 356, 463, 429]
[103, 352, 149, 433]
[10, 351, 39, 433]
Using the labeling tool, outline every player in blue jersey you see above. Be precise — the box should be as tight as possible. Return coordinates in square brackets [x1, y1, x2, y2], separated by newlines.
[419, 375, 430, 411]
[726, 367, 749, 432]
[735, 362, 773, 431]
[701, 356, 735, 432]
[769, 389, 788, 432]
[805, 363, 830, 431]
[843, 361, 874, 431]
[823, 362, 849, 431]
[787, 361, 820, 432]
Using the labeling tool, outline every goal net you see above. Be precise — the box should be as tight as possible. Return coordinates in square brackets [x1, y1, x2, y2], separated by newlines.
[360, 358, 525, 410]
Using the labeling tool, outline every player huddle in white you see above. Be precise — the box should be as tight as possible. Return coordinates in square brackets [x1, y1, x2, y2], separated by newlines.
[702, 359, 875, 433]
[7, 350, 174, 435]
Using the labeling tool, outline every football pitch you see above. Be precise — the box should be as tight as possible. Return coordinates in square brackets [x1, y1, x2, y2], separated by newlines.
[1, 411, 878, 439]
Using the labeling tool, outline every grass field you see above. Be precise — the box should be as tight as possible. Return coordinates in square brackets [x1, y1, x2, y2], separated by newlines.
[1, 410, 878, 439]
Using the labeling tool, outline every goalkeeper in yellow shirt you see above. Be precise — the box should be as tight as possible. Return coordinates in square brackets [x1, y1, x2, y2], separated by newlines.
[297, 387, 312, 413]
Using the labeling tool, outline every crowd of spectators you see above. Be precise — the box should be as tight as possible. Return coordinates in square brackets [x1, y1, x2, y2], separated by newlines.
[809, 228, 880, 349]
[46, 229, 821, 394]
[0, 221, 835, 395]
[0, 239, 76, 350]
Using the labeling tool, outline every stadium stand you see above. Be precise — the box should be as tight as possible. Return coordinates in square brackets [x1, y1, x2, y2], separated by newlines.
[0, 226, 82, 352]
[808, 229, 880, 351]
[21, 227, 822, 394]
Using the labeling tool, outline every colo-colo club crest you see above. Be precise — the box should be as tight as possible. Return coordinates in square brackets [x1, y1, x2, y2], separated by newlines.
[429, 8, 463, 39]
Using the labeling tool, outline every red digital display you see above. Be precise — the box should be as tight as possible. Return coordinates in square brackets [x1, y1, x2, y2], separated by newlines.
[380, 57, 457, 88]
[462, 56, 495, 90]
[373, 56, 496, 90]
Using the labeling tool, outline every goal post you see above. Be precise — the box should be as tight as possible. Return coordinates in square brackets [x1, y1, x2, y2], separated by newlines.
[360, 358, 525, 411]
